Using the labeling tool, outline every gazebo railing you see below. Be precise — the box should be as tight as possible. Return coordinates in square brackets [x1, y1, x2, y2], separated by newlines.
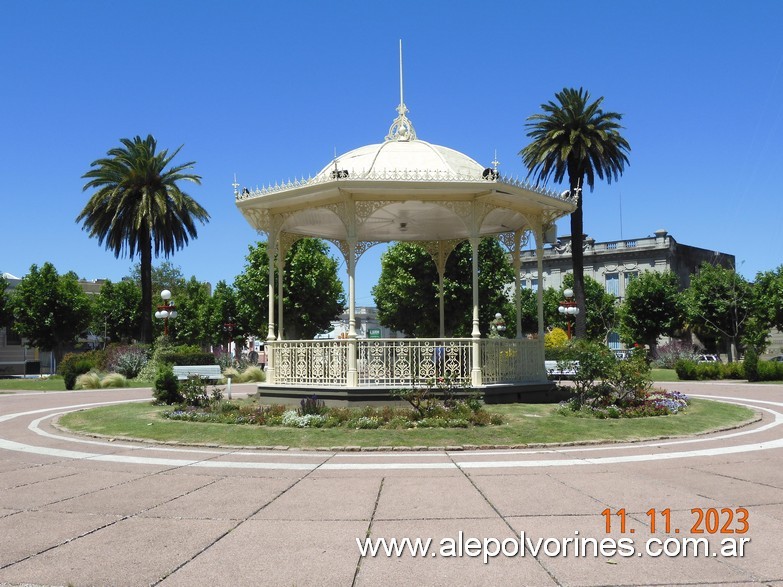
[358, 338, 472, 386]
[267, 338, 546, 387]
[273, 339, 349, 386]
[480, 338, 546, 384]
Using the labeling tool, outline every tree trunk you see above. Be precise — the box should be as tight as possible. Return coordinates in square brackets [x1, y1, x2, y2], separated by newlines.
[139, 234, 153, 344]
[570, 180, 587, 339]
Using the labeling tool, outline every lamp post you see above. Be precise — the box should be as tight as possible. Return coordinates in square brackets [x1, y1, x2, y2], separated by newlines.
[558, 288, 580, 339]
[489, 312, 507, 338]
[223, 319, 236, 359]
[154, 290, 177, 336]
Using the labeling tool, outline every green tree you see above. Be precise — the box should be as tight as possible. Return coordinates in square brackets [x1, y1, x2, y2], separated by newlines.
[170, 276, 212, 347]
[0, 274, 11, 329]
[543, 274, 617, 342]
[233, 239, 345, 340]
[129, 261, 187, 301]
[372, 238, 515, 337]
[683, 263, 756, 362]
[619, 271, 683, 354]
[754, 265, 783, 332]
[204, 281, 238, 348]
[92, 279, 142, 344]
[521, 88, 630, 339]
[78, 135, 208, 344]
[8, 263, 92, 363]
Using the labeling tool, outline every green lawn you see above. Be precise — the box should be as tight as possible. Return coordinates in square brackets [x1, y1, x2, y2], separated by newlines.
[58, 398, 755, 449]
[651, 368, 679, 382]
[0, 377, 150, 392]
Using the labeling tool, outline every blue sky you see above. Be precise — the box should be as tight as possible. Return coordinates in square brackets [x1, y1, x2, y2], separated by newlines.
[2, 1, 782, 306]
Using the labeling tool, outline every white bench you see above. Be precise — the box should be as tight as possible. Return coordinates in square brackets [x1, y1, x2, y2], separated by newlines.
[545, 360, 579, 378]
[172, 365, 223, 381]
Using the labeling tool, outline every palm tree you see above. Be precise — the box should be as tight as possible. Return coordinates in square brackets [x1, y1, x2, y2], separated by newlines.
[78, 135, 209, 343]
[520, 87, 630, 338]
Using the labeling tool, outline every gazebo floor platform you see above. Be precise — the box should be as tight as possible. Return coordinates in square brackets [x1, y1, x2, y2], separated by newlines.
[255, 381, 567, 406]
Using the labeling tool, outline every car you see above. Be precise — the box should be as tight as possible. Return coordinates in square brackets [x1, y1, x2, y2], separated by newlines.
[613, 350, 631, 360]
[770, 355, 783, 362]
[698, 354, 721, 363]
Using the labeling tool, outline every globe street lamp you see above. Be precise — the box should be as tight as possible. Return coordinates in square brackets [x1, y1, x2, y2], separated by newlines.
[558, 288, 580, 339]
[489, 312, 507, 338]
[154, 289, 177, 336]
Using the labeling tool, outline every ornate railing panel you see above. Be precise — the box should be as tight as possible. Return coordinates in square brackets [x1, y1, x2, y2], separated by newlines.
[481, 339, 546, 384]
[267, 338, 546, 387]
[272, 340, 348, 386]
[358, 339, 472, 386]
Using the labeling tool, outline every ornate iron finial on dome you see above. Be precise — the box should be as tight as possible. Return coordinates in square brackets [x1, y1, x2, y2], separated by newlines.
[385, 40, 417, 142]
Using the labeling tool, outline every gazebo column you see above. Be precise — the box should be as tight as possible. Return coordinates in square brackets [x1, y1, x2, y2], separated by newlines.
[534, 224, 546, 341]
[276, 243, 284, 340]
[265, 236, 277, 384]
[438, 268, 445, 338]
[513, 231, 523, 339]
[346, 237, 358, 387]
[469, 235, 482, 387]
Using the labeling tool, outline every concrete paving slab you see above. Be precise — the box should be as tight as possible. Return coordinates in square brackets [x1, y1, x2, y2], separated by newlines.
[693, 459, 783, 488]
[374, 475, 497, 520]
[638, 467, 783, 507]
[0, 510, 116, 568]
[356, 518, 558, 586]
[0, 516, 235, 587]
[468, 473, 607, 517]
[158, 519, 367, 587]
[253, 476, 381, 521]
[0, 469, 143, 510]
[547, 469, 722, 513]
[40, 471, 217, 516]
[0, 464, 81, 489]
[142, 476, 295, 520]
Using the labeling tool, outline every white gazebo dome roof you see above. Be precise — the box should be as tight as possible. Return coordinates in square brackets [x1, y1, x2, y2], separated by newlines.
[316, 139, 486, 181]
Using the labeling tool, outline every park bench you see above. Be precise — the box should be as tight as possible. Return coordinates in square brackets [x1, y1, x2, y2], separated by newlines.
[544, 360, 579, 378]
[172, 365, 223, 381]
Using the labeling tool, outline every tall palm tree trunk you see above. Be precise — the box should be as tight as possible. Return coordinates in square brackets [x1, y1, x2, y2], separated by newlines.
[570, 179, 587, 339]
[139, 234, 153, 344]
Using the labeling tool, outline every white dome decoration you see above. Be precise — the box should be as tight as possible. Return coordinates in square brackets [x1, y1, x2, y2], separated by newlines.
[316, 139, 485, 181]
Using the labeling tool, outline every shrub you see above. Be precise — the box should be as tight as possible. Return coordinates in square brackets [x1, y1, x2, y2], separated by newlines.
[100, 372, 128, 388]
[159, 351, 217, 366]
[137, 336, 175, 382]
[743, 348, 759, 382]
[758, 360, 783, 381]
[298, 395, 327, 416]
[545, 328, 569, 351]
[180, 376, 221, 408]
[107, 345, 148, 378]
[564, 339, 616, 405]
[652, 340, 698, 369]
[153, 364, 182, 405]
[59, 354, 96, 390]
[75, 372, 101, 390]
[674, 359, 698, 380]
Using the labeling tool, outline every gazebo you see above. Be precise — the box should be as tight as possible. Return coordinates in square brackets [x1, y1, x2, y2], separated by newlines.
[235, 86, 576, 403]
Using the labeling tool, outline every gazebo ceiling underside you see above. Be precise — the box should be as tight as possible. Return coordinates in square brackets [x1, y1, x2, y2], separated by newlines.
[237, 179, 575, 243]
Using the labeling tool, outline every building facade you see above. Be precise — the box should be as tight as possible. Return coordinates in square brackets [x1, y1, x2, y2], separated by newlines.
[519, 229, 736, 349]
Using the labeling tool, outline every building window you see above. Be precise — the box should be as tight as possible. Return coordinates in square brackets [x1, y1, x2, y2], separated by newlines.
[608, 332, 621, 350]
[605, 273, 620, 297]
[530, 278, 539, 291]
[5, 327, 22, 346]
[624, 271, 638, 288]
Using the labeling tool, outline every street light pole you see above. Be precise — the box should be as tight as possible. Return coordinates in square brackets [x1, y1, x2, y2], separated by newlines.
[154, 289, 177, 337]
[558, 288, 580, 339]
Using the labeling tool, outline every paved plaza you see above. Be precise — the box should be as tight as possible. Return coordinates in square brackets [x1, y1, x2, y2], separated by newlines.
[0, 381, 781, 586]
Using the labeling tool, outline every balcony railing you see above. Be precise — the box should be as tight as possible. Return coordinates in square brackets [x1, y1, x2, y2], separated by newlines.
[267, 338, 546, 387]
